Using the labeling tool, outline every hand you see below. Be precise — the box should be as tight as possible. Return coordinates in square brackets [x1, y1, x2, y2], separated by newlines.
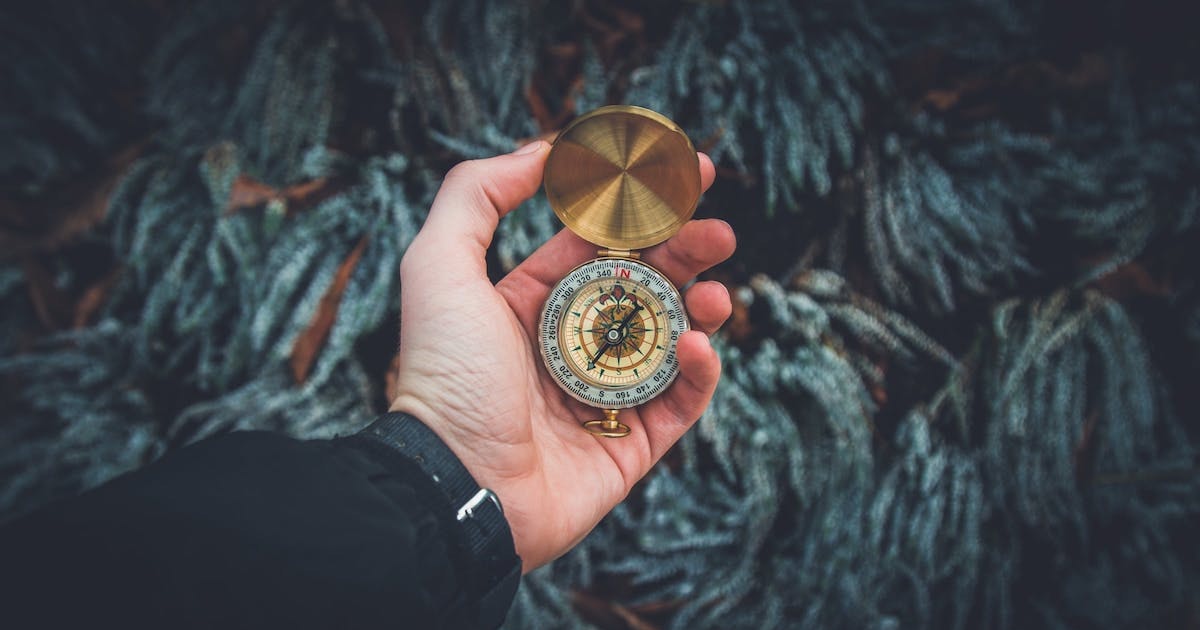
[390, 141, 735, 572]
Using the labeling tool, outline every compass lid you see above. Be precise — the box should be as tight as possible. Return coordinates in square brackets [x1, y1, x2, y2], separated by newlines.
[543, 105, 700, 251]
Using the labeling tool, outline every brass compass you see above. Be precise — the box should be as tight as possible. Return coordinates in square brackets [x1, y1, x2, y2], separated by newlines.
[538, 106, 700, 438]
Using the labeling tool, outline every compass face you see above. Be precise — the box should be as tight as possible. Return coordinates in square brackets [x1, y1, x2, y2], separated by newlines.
[539, 257, 688, 409]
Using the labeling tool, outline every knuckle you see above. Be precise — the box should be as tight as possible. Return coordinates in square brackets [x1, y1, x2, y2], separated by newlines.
[443, 159, 501, 214]
[444, 159, 484, 185]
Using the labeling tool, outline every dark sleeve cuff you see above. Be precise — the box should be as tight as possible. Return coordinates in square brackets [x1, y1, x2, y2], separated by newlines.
[346, 412, 521, 629]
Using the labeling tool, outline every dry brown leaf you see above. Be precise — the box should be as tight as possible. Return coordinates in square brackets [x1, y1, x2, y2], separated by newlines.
[580, 1, 647, 63]
[917, 53, 1111, 120]
[571, 589, 661, 630]
[921, 87, 967, 112]
[695, 126, 725, 155]
[73, 267, 123, 329]
[869, 382, 889, 408]
[1074, 410, 1100, 482]
[1092, 260, 1172, 300]
[290, 236, 369, 384]
[525, 82, 557, 132]
[0, 142, 144, 259]
[626, 598, 687, 617]
[21, 257, 70, 331]
[225, 174, 339, 217]
[724, 284, 754, 343]
[524, 77, 583, 135]
[225, 175, 279, 212]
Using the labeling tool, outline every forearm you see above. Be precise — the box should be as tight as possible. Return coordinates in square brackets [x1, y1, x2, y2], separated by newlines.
[0, 425, 518, 629]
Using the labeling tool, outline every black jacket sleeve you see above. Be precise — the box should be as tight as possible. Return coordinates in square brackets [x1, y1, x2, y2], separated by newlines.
[0, 428, 520, 629]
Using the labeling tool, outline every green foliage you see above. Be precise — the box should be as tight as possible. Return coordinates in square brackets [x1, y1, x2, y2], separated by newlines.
[409, 0, 544, 156]
[625, 0, 888, 209]
[858, 137, 1028, 311]
[526, 286, 1195, 630]
[0, 321, 157, 519]
[0, 3, 151, 196]
[2, 1, 1197, 629]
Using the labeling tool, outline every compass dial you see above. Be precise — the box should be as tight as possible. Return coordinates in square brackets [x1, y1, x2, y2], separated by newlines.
[539, 257, 688, 409]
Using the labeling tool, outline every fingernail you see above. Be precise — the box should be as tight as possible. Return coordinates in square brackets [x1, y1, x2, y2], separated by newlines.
[512, 140, 545, 155]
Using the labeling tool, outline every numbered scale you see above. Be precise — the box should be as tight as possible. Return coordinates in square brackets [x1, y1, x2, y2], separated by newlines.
[538, 106, 701, 438]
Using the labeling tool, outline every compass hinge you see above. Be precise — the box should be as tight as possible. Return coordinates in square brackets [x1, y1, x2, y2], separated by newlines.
[597, 249, 639, 259]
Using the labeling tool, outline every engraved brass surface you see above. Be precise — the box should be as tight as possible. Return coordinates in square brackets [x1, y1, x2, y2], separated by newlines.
[544, 105, 700, 251]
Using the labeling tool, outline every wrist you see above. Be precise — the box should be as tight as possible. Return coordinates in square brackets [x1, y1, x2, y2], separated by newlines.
[388, 393, 475, 470]
[389, 388, 544, 572]
[388, 391, 520, 485]
[356, 412, 521, 625]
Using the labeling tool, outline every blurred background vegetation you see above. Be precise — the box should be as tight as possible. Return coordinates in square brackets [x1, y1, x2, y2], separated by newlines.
[2, 1, 1198, 628]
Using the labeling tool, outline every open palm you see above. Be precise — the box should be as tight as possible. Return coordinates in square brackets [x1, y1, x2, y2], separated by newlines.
[390, 141, 735, 571]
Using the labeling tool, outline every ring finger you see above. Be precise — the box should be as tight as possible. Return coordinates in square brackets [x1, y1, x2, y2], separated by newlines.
[684, 281, 732, 335]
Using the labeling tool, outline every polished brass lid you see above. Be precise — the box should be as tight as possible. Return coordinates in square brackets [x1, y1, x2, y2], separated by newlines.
[543, 105, 700, 251]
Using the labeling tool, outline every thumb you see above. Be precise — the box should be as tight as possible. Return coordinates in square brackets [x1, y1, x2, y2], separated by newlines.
[415, 141, 550, 271]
